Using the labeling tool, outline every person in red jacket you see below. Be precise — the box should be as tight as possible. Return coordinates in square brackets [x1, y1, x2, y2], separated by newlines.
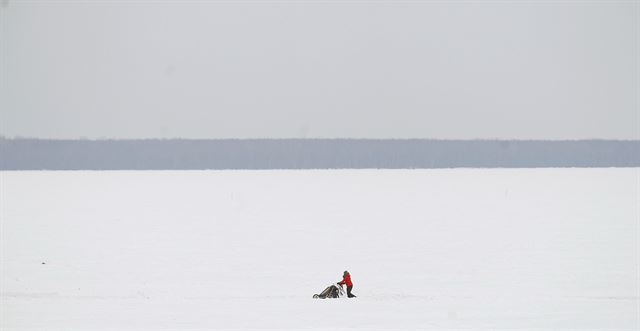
[338, 270, 356, 298]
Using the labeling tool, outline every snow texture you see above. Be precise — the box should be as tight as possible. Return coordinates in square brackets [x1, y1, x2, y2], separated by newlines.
[1, 169, 638, 330]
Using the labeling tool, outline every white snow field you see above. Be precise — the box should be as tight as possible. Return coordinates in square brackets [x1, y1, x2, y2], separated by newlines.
[1, 169, 638, 330]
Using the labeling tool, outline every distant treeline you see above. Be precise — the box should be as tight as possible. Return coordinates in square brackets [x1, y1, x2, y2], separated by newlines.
[0, 138, 639, 170]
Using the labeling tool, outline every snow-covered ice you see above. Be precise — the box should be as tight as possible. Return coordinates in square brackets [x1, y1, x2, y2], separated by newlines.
[1, 169, 638, 330]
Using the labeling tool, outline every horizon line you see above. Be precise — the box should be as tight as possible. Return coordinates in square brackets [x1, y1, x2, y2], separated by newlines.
[2, 137, 639, 142]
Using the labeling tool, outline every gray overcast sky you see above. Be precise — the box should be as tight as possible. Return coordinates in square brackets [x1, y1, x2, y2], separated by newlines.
[0, 0, 638, 139]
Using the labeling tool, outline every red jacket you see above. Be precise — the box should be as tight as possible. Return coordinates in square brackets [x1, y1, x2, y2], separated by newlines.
[338, 273, 353, 287]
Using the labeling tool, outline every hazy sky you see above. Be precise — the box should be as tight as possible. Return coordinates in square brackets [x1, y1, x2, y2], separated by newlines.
[0, 0, 638, 139]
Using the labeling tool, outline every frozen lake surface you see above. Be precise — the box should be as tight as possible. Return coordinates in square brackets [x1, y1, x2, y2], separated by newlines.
[1, 169, 638, 330]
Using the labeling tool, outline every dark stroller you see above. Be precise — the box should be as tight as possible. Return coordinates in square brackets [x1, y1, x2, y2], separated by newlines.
[313, 283, 345, 299]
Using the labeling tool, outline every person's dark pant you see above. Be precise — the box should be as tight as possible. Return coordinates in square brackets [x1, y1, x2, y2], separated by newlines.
[346, 285, 356, 298]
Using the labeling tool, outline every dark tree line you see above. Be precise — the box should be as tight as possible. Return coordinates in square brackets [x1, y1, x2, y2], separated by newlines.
[1, 138, 638, 170]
